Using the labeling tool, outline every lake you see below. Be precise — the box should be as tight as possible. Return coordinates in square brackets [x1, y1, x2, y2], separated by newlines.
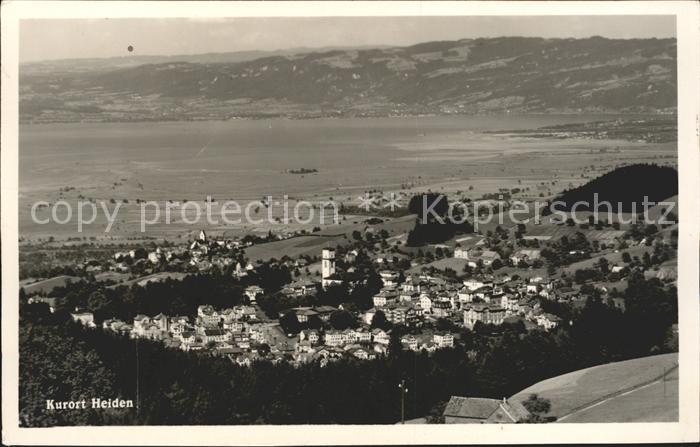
[18, 114, 672, 238]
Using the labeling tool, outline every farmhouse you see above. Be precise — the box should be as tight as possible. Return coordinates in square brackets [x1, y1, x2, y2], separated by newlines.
[510, 249, 542, 265]
[443, 396, 530, 424]
[536, 313, 562, 330]
[71, 311, 96, 328]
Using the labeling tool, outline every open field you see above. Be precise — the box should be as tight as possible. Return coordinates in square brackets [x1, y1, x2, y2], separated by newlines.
[559, 367, 678, 423]
[105, 272, 190, 289]
[561, 245, 653, 275]
[20, 275, 81, 295]
[243, 214, 416, 263]
[94, 272, 131, 283]
[526, 225, 625, 243]
[243, 235, 346, 263]
[510, 353, 678, 421]
[408, 257, 470, 274]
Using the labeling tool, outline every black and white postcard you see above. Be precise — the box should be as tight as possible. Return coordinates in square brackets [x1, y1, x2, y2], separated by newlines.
[2, 1, 699, 445]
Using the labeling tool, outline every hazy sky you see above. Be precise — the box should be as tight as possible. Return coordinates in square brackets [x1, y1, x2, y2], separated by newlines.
[20, 16, 676, 63]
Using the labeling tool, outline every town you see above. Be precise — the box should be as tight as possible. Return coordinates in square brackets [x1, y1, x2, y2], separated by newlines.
[22, 192, 677, 369]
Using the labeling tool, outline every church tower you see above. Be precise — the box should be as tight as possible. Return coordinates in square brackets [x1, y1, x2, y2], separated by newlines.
[322, 249, 336, 279]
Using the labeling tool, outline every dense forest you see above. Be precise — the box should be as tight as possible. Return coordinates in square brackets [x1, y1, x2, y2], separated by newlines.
[406, 193, 474, 246]
[19, 272, 677, 426]
[548, 164, 678, 214]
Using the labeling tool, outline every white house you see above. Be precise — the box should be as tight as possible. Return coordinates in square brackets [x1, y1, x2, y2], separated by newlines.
[500, 295, 520, 313]
[245, 285, 264, 302]
[363, 308, 378, 325]
[348, 328, 372, 344]
[536, 313, 562, 331]
[372, 329, 390, 345]
[433, 333, 454, 348]
[373, 293, 388, 308]
[454, 248, 470, 259]
[510, 249, 541, 265]
[379, 270, 400, 287]
[479, 250, 501, 266]
[419, 294, 433, 312]
[463, 306, 506, 329]
[324, 330, 347, 347]
[197, 305, 220, 326]
[401, 334, 419, 351]
[202, 329, 229, 344]
[463, 278, 486, 291]
[299, 330, 320, 345]
[71, 311, 96, 327]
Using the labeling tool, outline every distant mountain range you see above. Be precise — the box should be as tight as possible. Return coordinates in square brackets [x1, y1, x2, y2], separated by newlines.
[19, 36, 677, 123]
[20, 46, 388, 75]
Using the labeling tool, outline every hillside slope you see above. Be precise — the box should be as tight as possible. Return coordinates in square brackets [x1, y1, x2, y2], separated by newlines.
[550, 164, 678, 214]
[20, 36, 676, 122]
[510, 353, 678, 422]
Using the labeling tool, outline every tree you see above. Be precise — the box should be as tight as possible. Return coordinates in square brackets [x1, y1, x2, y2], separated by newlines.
[522, 394, 552, 423]
[435, 318, 457, 332]
[388, 331, 402, 358]
[371, 311, 389, 330]
[131, 248, 147, 259]
[258, 343, 271, 355]
[306, 315, 323, 330]
[330, 310, 356, 330]
[279, 312, 301, 335]
[597, 257, 610, 274]
[427, 401, 446, 423]
[87, 290, 110, 317]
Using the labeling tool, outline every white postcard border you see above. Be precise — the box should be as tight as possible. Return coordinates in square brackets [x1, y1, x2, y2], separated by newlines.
[2, 1, 699, 445]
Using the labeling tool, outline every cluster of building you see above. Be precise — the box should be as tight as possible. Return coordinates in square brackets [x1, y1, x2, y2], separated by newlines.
[95, 303, 280, 366]
[108, 230, 252, 274]
[78, 229, 321, 279]
[365, 268, 564, 333]
[292, 327, 455, 366]
[63, 244, 569, 368]
[454, 246, 544, 269]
